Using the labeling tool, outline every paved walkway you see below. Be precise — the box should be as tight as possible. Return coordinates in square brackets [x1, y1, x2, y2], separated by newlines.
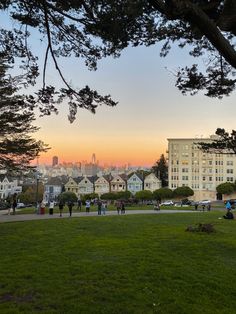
[0, 209, 200, 223]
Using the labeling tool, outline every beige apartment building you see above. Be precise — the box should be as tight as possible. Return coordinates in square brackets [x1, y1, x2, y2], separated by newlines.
[168, 136, 236, 201]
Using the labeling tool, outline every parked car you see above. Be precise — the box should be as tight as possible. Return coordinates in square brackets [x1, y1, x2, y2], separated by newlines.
[199, 200, 211, 205]
[160, 200, 174, 206]
[174, 202, 182, 207]
[0, 202, 8, 210]
[16, 202, 25, 209]
[181, 199, 192, 206]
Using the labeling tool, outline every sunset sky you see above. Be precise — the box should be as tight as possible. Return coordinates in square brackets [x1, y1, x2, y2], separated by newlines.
[3, 10, 235, 167]
[35, 42, 236, 167]
[0, 10, 236, 165]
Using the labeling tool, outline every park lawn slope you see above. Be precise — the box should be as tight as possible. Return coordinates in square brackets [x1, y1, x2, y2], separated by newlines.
[0, 212, 236, 314]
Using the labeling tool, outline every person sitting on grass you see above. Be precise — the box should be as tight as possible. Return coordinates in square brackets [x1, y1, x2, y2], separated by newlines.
[223, 209, 234, 220]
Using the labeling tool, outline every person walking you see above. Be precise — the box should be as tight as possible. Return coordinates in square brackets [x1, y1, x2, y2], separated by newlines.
[101, 201, 107, 215]
[97, 200, 102, 215]
[58, 200, 64, 217]
[49, 201, 54, 215]
[207, 203, 211, 211]
[116, 201, 121, 215]
[12, 199, 17, 215]
[85, 200, 91, 213]
[194, 203, 198, 211]
[68, 200, 74, 217]
[121, 201, 125, 214]
[225, 200, 232, 211]
[77, 198, 82, 211]
[154, 201, 160, 211]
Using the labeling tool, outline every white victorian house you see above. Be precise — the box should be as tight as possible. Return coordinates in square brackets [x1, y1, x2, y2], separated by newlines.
[127, 173, 143, 195]
[77, 176, 95, 195]
[144, 173, 161, 192]
[94, 176, 110, 196]
[0, 175, 22, 199]
[65, 177, 80, 195]
[110, 174, 127, 193]
[44, 176, 68, 202]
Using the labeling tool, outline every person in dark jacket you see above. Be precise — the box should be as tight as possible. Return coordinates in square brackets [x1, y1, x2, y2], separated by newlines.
[68, 200, 74, 217]
[59, 200, 64, 217]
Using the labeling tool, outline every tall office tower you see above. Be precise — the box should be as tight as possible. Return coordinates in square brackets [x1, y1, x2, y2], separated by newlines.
[168, 136, 236, 201]
[92, 153, 96, 164]
[52, 156, 59, 167]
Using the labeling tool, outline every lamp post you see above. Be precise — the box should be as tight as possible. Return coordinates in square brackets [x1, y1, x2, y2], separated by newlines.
[35, 172, 39, 214]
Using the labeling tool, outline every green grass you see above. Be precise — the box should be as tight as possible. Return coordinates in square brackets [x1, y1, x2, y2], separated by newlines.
[0, 212, 236, 313]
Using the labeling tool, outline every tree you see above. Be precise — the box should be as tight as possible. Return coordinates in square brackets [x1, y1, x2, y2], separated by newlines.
[0, 59, 48, 171]
[116, 191, 132, 200]
[58, 191, 78, 203]
[199, 128, 236, 154]
[152, 154, 168, 187]
[100, 192, 118, 201]
[2, 1, 236, 169]
[1, 0, 236, 119]
[216, 182, 236, 195]
[173, 186, 194, 198]
[18, 183, 44, 204]
[135, 190, 153, 202]
[153, 188, 173, 201]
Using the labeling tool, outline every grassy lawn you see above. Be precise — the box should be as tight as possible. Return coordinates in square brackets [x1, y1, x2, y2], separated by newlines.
[0, 212, 236, 313]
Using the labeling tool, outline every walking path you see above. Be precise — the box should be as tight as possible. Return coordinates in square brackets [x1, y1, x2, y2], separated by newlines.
[0, 209, 200, 223]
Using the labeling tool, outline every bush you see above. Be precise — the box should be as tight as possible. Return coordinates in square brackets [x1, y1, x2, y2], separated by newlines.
[186, 223, 215, 234]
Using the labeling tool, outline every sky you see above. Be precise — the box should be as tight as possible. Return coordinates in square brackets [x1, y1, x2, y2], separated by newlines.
[2, 12, 236, 167]
[35, 43, 236, 167]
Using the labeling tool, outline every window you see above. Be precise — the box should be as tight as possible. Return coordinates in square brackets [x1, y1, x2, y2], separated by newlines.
[209, 161, 212, 165]
[182, 176, 188, 180]
[182, 168, 189, 173]
[227, 161, 233, 166]
[182, 160, 188, 165]
[227, 177, 234, 182]
[227, 169, 233, 174]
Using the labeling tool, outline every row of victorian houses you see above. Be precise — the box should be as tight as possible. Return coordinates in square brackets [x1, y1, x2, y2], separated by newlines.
[0, 175, 22, 199]
[44, 173, 161, 201]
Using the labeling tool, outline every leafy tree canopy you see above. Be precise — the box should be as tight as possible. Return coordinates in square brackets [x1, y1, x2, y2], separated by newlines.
[135, 190, 153, 201]
[58, 191, 78, 203]
[216, 182, 236, 195]
[153, 187, 173, 200]
[116, 191, 132, 200]
[1, 0, 236, 122]
[173, 186, 194, 198]
[18, 183, 44, 204]
[100, 192, 118, 200]
[199, 128, 236, 154]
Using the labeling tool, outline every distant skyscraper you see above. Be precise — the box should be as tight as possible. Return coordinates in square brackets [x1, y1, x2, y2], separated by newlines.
[52, 156, 59, 167]
[92, 153, 96, 164]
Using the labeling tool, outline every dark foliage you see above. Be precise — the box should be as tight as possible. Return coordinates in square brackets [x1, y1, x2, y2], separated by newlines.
[199, 128, 236, 154]
[0, 59, 48, 171]
[152, 154, 168, 187]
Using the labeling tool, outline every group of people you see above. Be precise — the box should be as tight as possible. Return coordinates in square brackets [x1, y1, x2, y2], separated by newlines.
[37, 198, 110, 217]
[115, 201, 126, 215]
[97, 200, 108, 215]
[194, 203, 211, 211]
